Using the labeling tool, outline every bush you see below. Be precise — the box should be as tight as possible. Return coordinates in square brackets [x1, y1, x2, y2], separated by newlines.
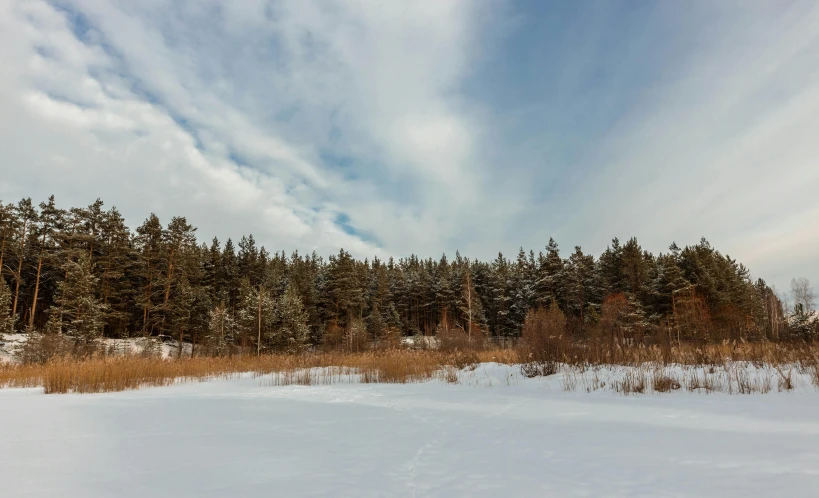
[518, 303, 566, 376]
[16, 333, 73, 365]
[437, 320, 484, 352]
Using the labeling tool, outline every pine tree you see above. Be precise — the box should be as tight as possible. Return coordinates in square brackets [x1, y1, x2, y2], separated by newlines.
[324, 249, 362, 327]
[11, 198, 37, 322]
[652, 245, 689, 317]
[621, 237, 650, 301]
[220, 238, 239, 311]
[51, 254, 107, 351]
[434, 254, 454, 325]
[367, 258, 392, 340]
[565, 246, 599, 327]
[167, 275, 195, 357]
[236, 278, 275, 354]
[508, 248, 535, 332]
[29, 195, 64, 329]
[271, 283, 309, 352]
[0, 193, 801, 352]
[160, 217, 197, 337]
[535, 238, 565, 308]
[598, 237, 625, 296]
[135, 214, 164, 335]
[237, 234, 261, 285]
[0, 201, 16, 286]
[97, 207, 135, 337]
[206, 304, 236, 356]
[489, 253, 513, 336]
[0, 277, 16, 337]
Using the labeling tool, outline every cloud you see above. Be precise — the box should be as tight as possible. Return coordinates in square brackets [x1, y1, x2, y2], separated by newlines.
[0, 0, 816, 290]
[0, 0, 505, 259]
[564, 2, 819, 287]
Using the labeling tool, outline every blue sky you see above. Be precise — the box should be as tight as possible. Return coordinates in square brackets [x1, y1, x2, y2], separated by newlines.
[0, 0, 817, 294]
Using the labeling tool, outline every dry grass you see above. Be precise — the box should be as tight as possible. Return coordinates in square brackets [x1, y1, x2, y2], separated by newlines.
[0, 349, 485, 394]
[3, 335, 819, 396]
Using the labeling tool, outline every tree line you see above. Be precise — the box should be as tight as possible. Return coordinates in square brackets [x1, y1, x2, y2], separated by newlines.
[0, 196, 815, 357]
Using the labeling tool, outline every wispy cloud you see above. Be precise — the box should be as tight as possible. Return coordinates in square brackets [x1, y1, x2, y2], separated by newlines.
[0, 0, 816, 289]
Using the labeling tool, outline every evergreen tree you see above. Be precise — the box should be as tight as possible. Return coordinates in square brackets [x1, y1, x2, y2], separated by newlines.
[98, 207, 135, 336]
[220, 238, 239, 311]
[0, 201, 16, 287]
[509, 248, 535, 332]
[565, 246, 599, 326]
[135, 214, 164, 335]
[535, 238, 565, 308]
[28, 195, 64, 329]
[0, 277, 16, 337]
[51, 254, 107, 350]
[10, 198, 37, 322]
[598, 237, 625, 296]
[206, 304, 236, 356]
[160, 217, 197, 334]
[0, 194, 801, 351]
[236, 278, 275, 354]
[271, 283, 310, 352]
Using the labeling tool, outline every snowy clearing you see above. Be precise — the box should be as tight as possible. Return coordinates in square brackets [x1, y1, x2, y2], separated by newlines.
[1, 364, 818, 497]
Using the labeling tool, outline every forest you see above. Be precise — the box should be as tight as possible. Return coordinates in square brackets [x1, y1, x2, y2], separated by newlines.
[0, 195, 816, 360]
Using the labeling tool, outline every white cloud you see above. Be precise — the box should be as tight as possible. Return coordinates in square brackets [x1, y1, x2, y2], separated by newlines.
[0, 0, 504, 258]
[0, 0, 816, 290]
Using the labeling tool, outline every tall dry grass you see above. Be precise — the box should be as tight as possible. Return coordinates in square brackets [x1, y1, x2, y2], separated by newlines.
[3, 318, 819, 395]
[0, 349, 484, 394]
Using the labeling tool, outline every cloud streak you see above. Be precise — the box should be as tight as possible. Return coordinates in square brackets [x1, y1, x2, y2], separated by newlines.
[0, 0, 816, 290]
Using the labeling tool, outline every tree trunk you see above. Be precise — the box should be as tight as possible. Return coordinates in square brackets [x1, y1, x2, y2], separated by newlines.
[0, 234, 6, 278]
[11, 219, 28, 320]
[29, 249, 44, 330]
[164, 248, 176, 306]
[257, 286, 263, 356]
[143, 252, 152, 334]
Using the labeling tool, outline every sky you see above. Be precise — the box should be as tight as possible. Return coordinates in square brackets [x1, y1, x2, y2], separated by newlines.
[0, 0, 817, 292]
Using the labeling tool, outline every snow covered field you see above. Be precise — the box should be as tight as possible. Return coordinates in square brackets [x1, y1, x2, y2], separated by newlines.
[2, 364, 819, 497]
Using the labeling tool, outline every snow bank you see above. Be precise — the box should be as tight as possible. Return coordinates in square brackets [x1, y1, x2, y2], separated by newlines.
[1, 363, 818, 496]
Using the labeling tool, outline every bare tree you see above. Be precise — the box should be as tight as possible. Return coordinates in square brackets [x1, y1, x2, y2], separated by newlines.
[791, 277, 816, 314]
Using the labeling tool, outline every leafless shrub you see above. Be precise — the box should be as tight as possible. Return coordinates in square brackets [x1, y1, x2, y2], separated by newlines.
[615, 369, 646, 394]
[652, 372, 681, 392]
[15, 333, 73, 364]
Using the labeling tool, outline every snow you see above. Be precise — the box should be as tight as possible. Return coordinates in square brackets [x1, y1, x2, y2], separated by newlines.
[1, 363, 818, 497]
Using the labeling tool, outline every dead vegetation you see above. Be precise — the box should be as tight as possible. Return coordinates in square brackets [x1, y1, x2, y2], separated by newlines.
[2, 305, 819, 395]
[0, 349, 484, 394]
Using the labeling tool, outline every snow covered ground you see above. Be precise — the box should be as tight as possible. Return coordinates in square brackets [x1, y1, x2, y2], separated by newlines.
[1, 364, 818, 497]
